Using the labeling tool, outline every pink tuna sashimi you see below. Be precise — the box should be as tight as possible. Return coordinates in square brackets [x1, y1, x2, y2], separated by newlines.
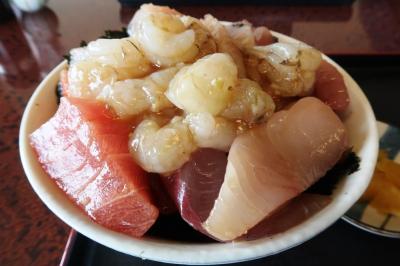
[30, 97, 159, 237]
[203, 97, 348, 241]
[314, 60, 350, 115]
[164, 149, 227, 235]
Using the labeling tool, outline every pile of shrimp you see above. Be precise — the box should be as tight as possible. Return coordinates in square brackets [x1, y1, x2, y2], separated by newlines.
[62, 4, 322, 174]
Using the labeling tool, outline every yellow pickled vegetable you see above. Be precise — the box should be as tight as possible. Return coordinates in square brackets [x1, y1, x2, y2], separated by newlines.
[361, 150, 400, 216]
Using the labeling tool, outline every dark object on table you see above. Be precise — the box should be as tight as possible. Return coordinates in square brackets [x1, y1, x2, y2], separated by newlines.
[0, 0, 15, 22]
[118, 0, 355, 6]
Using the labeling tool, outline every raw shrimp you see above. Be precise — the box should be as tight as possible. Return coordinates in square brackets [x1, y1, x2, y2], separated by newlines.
[166, 53, 238, 115]
[185, 113, 237, 152]
[96, 66, 182, 118]
[221, 21, 276, 49]
[129, 117, 196, 174]
[221, 20, 255, 50]
[249, 43, 322, 97]
[201, 15, 247, 78]
[67, 37, 153, 99]
[69, 38, 153, 80]
[253, 26, 276, 46]
[96, 79, 149, 118]
[67, 61, 117, 98]
[221, 78, 275, 124]
[128, 4, 216, 67]
[142, 65, 182, 112]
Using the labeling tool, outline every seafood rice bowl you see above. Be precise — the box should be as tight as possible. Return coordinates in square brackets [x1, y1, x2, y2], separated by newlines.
[20, 3, 378, 264]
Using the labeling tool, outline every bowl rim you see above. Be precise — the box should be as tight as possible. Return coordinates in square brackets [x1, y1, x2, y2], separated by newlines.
[19, 31, 379, 265]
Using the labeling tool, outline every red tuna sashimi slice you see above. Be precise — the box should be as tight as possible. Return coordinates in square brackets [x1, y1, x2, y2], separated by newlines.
[148, 173, 177, 215]
[164, 149, 227, 235]
[244, 194, 331, 240]
[30, 97, 158, 237]
[314, 60, 350, 115]
[203, 97, 348, 241]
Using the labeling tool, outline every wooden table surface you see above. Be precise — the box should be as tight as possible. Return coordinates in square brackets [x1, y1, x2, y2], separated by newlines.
[1, 0, 399, 265]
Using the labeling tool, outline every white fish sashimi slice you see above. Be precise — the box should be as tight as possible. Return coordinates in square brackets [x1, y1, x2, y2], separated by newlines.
[203, 131, 302, 241]
[267, 97, 348, 185]
[203, 97, 348, 241]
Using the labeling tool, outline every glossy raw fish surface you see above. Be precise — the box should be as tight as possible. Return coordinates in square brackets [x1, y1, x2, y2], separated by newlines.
[314, 60, 350, 114]
[30, 97, 158, 237]
[245, 194, 331, 240]
[203, 97, 348, 241]
[165, 149, 227, 234]
[267, 97, 349, 185]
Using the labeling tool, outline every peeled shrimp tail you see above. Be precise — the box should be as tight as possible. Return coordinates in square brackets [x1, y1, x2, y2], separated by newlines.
[166, 53, 238, 115]
[67, 37, 153, 99]
[221, 78, 275, 124]
[128, 4, 216, 67]
[96, 65, 182, 118]
[129, 117, 196, 174]
[201, 15, 247, 78]
[184, 113, 237, 152]
[220, 20, 255, 50]
[250, 43, 322, 97]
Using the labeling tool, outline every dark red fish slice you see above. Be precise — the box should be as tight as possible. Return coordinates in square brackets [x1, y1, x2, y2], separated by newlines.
[314, 60, 350, 115]
[244, 194, 331, 240]
[148, 173, 177, 215]
[164, 149, 227, 234]
[30, 97, 159, 237]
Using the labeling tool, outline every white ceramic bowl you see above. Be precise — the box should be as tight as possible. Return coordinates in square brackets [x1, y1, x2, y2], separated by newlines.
[19, 32, 378, 265]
